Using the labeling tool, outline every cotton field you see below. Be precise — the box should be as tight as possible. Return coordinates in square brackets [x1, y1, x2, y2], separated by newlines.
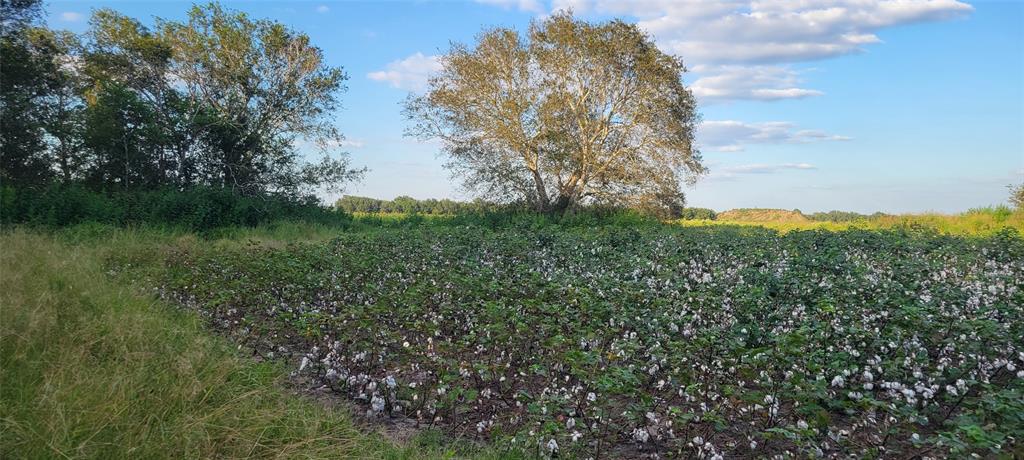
[154, 226, 1023, 458]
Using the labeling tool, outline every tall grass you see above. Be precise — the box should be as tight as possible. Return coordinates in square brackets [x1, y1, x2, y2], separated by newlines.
[0, 230, 507, 459]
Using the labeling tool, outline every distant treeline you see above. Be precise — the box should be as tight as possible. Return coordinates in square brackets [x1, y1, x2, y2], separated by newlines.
[337, 195, 718, 219]
[335, 197, 910, 224]
[335, 195, 502, 215]
[806, 210, 892, 222]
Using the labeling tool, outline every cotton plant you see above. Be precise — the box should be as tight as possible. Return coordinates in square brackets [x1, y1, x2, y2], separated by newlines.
[152, 225, 1024, 457]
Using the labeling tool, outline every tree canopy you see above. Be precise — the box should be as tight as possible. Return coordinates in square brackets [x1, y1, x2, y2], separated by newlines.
[406, 13, 703, 214]
[1, 1, 362, 197]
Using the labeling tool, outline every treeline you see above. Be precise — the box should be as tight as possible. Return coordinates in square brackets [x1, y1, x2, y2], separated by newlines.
[806, 210, 891, 222]
[334, 197, 911, 224]
[1, 1, 361, 212]
[335, 195, 500, 215]
[336, 195, 725, 220]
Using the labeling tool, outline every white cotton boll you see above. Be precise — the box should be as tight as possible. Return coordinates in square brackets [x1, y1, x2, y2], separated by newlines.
[797, 420, 808, 430]
[571, 431, 583, 442]
[566, 418, 576, 429]
[633, 427, 650, 443]
[370, 395, 386, 414]
[299, 356, 310, 371]
[385, 375, 397, 389]
[831, 376, 845, 388]
[587, 392, 597, 402]
[546, 438, 558, 453]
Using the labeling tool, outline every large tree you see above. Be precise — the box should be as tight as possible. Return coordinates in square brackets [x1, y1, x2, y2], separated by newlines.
[78, 3, 363, 195]
[1, 0, 67, 185]
[406, 13, 703, 214]
[158, 3, 362, 195]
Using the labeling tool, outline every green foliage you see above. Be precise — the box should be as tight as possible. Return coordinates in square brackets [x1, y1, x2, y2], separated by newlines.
[405, 12, 702, 214]
[0, 184, 350, 231]
[0, 0, 72, 185]
[336, 194, 497, 215]
[678, 207, 717, 220]
[807, 210, 890, 222]
[1, 2, 362, 196]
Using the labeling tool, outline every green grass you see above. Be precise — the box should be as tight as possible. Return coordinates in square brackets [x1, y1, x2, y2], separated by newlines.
[0, 229, 510, 459]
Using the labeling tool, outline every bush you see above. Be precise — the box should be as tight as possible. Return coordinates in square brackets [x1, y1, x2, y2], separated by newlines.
[0, 184, 351, 231]
[678, 207, 717, 220]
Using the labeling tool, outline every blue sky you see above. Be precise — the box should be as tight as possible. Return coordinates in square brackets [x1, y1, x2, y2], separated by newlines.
[47, 0, 1023, 213]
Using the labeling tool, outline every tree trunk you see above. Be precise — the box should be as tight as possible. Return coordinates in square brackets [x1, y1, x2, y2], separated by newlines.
[550, 194, 573, 213]
[531, 168, 550, 212]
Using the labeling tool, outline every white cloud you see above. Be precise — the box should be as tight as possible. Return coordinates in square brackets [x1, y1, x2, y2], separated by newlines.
[475, 0, 544, 13]
[339, 139, 365, 148]
[492, 0, 971, 102]
[59, 11, 83, 22]
[581, 0, 971, 64]
[691, 65, 823, 102]
[316, 5, 330, 13]
[551, 0, 591, 14]
[367, 52, 443, 92]
[699, 120, 850, 152]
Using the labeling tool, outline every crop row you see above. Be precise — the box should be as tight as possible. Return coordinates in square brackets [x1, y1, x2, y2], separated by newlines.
[149, 226, 1023, 458]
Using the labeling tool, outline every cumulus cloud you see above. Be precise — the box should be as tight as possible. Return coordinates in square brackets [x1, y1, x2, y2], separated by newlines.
[59, 11, 83, 22]
[690, 65, 823, 103]
[367, 53, 443, 92]
[316, 5, 330, 13]
[699, 120, 850, 152]
[477, 0, 971, 102]
[583, 0, 972, 64]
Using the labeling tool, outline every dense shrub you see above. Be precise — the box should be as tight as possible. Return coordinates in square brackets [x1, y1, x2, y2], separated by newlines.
[0, 184, 350, 231]
[807, 210, 890, 222]
[678, 207, 717, 220]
